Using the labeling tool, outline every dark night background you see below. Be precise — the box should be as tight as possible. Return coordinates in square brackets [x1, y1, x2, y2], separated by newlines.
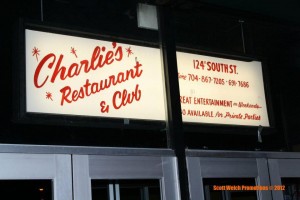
[1, 0, 300, 151]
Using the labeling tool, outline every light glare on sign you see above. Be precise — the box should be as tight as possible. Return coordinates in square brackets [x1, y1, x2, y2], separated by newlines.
[176, 51, 270, 127]
[25, 29, 166, 121]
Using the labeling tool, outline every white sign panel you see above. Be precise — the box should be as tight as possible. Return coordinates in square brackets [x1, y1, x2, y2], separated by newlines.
[26, 29, 166, 120]
[177, 51, 270, 127]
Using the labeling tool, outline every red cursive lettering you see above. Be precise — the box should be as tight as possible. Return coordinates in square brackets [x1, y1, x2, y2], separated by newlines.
[34, 42, 123, 88]
[59, 61, 143, 106]
[112, 84, 141, 110]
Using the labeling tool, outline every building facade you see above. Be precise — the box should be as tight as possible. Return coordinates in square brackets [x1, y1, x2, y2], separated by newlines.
[1, 0, 300, 199]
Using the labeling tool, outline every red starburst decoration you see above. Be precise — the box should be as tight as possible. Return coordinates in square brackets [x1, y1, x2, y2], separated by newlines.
[32, 47, 40, 61]
[46, 92, 53, 101]
[71, 47, 78, 58]
[125, 46, 133, 57]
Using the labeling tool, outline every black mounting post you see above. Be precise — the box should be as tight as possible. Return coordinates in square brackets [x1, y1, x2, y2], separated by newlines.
[157, 5, 190, 200]
[239, 19, 246, 53]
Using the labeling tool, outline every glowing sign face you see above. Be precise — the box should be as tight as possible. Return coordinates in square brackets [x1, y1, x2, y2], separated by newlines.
[26, 29, 166, 121]
[177, 51, 270, 127]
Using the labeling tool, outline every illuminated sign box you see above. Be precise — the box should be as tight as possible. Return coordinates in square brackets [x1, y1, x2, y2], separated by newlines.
[177, 51, 270, 127]
[14, 23, 166, 128]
